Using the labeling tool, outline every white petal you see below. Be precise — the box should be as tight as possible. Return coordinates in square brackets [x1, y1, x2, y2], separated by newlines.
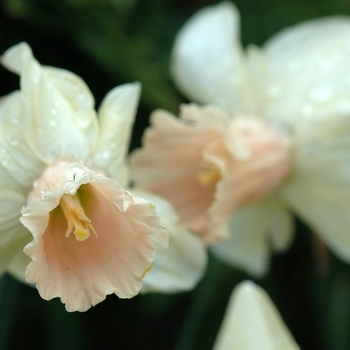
[7, 250, 31, 283]
[171, 2, 252, 114]
[211, 198, 293, 277]
[0, 91, 45, 191]
[1, 41, 32, 74]
[283, 176, 350, 263]
[291, 101, 350, 188]
[263, 17, 350, 125]
[2, 42, 99, 163]
[133, 190, 207, 293]
[91, 82, 141, 187]
[214, 281, 301, 350]
[0, 190, 31, 275]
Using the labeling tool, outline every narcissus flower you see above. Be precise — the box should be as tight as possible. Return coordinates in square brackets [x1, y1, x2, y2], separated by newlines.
[213, 281, 301, 350]
[131, 2, 350, 276]
[0, 42, 169, 312]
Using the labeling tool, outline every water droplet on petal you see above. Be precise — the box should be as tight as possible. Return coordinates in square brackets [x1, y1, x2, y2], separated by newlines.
[267, 85, 280, 98]
[51, 108, 57, 115]
[62, 181, 77, 194]
[301, 103, 314, 117]
[80, 172, 93, 183]
[310, 86, 332, 103]
[50, 119, 57, 127]
[101, 150, 110, 159]
[10, 138, 19, 146]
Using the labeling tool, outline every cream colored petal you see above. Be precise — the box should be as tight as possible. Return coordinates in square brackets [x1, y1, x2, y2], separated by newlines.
[130, 109, 223, 242]
[132, 190, 207, 293]
[0, 91, 46, 191]
[0, 191, 31, 275]
[7, 250, 31, 283]
[214, 281, 301, 350]
[1, 41, 32, 74]
[20, 162, 168, 312]
[171, 2, 252, 114]
[283, 176, 350, 264]
[2, 42, 99, 164]
[263, 17, 350, 125]
[211, 198, 293, 277]
[291, 102, 350, 188]
[90, 82, 141, 188]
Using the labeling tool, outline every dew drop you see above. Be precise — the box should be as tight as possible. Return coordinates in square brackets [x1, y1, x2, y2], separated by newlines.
[62, 181, 77, 194]
[267, 85, 280, 98]
[102, 150, 110, 159]
[51, 108, 57, 115]
[301, 103, 314, 117]
[78, 93, 91, 108]
[80, 172, 93, 183]
[318, 58, 332, 71]
[310, 86, 332, 103]
[50, 119, 57, 127]
[76, 113, 92, 129]
[10, 138, 19, 146]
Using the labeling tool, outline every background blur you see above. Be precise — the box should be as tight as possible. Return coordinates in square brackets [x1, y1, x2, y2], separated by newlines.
[1, 0, 350, 349]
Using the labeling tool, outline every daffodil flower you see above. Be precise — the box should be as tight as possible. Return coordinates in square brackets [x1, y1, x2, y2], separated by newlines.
[213, 281, 301, 350]
[131, 2, 350, 276]
[0, 42, 170, 312]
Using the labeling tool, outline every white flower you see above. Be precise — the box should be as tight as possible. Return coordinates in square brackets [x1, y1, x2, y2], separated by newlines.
[133, 2, 350, 276]
[214, 281, 301, 350]
[0, 42, 171, 312]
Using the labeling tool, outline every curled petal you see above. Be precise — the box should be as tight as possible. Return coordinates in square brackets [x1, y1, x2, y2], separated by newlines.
[214, 281, 300, 350]
[1, 42, 99, 164]
[133, 190, 207, 294]
[20, 161, 168, 312]
[206, 117, 292, 239]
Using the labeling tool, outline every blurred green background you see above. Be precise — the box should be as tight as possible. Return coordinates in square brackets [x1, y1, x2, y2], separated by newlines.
[1, 0, 350, 349]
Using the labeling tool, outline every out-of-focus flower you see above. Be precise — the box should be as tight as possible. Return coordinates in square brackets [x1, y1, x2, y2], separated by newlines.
[0, 42, 169, 312]
[131, 105, 291, 245]
[131, 2, 350, 276]
[213, 281, 301, 350]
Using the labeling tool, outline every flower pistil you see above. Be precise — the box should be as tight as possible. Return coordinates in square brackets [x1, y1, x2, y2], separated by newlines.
[59, 192, 97, 241]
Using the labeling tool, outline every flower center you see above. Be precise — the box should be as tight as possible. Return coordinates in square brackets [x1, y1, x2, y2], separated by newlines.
[197, 163, 222, 186]
[59, 192, 97, 241]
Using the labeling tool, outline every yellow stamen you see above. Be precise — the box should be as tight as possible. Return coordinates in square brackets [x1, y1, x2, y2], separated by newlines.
[197, 163, 222, 186]
[60, 192, 97, 242]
